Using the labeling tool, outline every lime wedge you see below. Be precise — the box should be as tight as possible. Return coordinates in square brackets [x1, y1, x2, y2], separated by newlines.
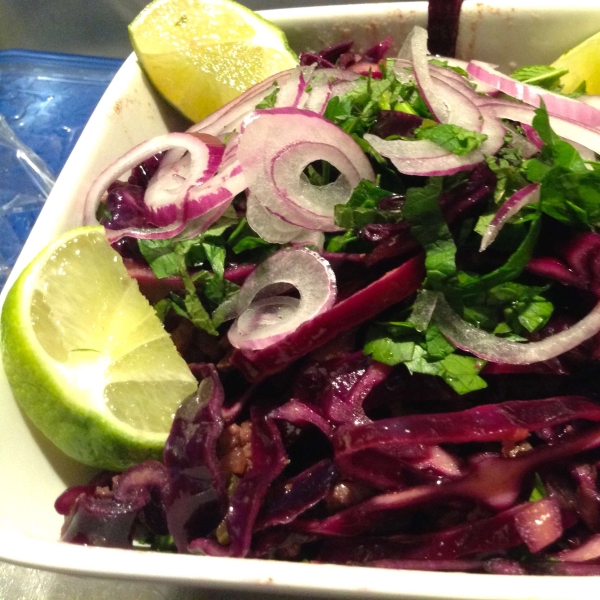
[552, 30, 600, 94]
[1, 227, 198, 470]
[129, 0, 299, 122]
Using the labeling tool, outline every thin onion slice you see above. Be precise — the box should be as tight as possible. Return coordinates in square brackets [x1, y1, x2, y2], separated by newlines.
[467, 60, 600, 127]
[480, 184, 540, 251]
[246, 192, 321, 249]
[398, 26, 449, 123]
[433, 293, 600, 364]
[228, 247, 337, 351]
[237, 107, 375, 231]
[275, 65, 316, 109]
[189, 69, 293, 137]
[363, 133, 485, 176]
[84, 132, 221, 229]
[481, 98, 600, 155]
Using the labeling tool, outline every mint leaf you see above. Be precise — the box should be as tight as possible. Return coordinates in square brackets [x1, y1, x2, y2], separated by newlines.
[325, 229, 358, 253]
[364, 323, 418, 364]
[529, 473, 547, 502]
[334, 181, 402, 229]
[347, 179, 394, 208]
[415, 124, 487, 156]
[403, 178, 458, 290]
[425, 324, 454, 361]
[530, 104, 600, 229]
[428, 58, 468, 78]
[256, 84, 279, 109]
[138, 239, 181, 279]
[364, 321, 487, 395]
[540, 168, 600, 228]
[510, 65, 569, 90]
[232, 236, 271, 254]
[436, 354, 487, 394]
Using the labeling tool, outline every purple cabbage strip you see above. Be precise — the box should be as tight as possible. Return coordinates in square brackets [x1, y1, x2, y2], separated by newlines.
[102, 182, 149, 231]
[321, 356, 391, 427]
[255, 459, 338, 531]
[363, 37, 393, 63]
[297, 422, 600, 537]
[334, 397, 600, 457]
[527, 231, 600, 296]
[231, 255, 425, 381]
[59, 460, 169, 548]
[299, 53, 335, 68]
[321, 498, 562, 563]
[318, 40, 354, 64]
[189, 410, 288, 557]
[270, 399, 332, 437]
[371, 111, 423, 139]
[163, 364, 227, 553]
[128, 152, 163, 188]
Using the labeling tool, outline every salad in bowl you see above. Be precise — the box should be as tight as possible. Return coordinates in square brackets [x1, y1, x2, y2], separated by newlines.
[3, 0, 600, 596]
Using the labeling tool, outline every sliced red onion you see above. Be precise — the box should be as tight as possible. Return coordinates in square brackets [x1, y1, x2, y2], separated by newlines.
[177, 164, 246, 239]
[398, 26, 449, 123]
[502, 122, 540, 158]
[228, 247, 337, 351]
[363, 133, 486, 176]
[580, 95, 600, 110]
[303, 70, 361, 115]
[275, 65, 315, 109]
[433, 293, 600, 364]
[246, 193, 323, 249]
[190, 69, 293, 137]
[467, 60, 600, 127]
[237, 108, 375, 231]
[144, 133, 225, 226]
[432, 56, 500, 95]
[84, 132, 222, 229]
[480, 183, 540, 251]
[482, 98, 600, 155]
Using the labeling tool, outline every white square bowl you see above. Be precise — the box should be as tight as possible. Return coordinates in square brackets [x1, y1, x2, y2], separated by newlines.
[2, 2, 600, 597]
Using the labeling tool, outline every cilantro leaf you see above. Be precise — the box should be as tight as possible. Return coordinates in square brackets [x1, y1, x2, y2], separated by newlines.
[415, 123, 488, 156]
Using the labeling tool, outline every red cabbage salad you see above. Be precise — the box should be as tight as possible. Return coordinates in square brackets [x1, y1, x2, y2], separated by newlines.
[57, 25, 600, 574]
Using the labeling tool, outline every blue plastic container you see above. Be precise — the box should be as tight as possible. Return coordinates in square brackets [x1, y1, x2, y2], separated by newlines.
[0, 50, 122, 284]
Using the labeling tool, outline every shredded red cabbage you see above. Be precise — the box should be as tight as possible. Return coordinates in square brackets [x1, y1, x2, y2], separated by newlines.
[54, 15, 600, 577]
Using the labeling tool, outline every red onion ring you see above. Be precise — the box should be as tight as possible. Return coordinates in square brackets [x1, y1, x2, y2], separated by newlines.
[228, 247, 337, 351]
[433, 293, 600, 364]
[237, 107, 375, 231]
[83, 133, 220, 225]
[144, 133, 225, 226]
[480, 183, 540, 251]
